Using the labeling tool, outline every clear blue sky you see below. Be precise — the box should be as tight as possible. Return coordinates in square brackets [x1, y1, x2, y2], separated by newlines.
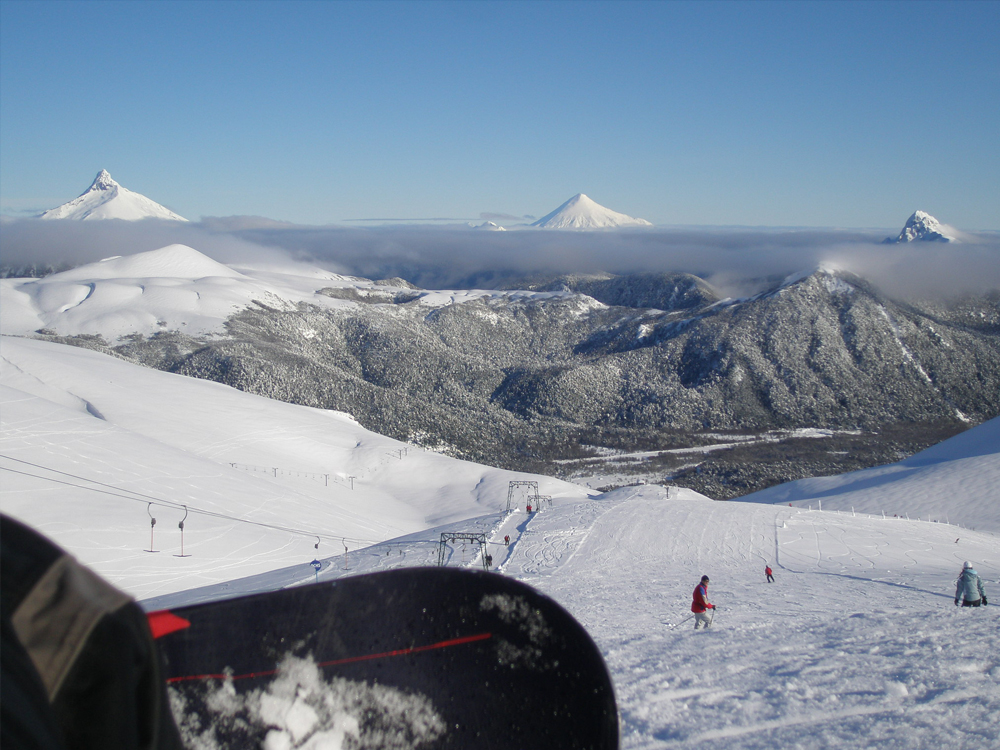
[1, 0, 997, 228]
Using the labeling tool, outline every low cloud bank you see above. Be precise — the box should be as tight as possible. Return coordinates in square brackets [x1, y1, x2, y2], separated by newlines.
[1, 216, 998, 299]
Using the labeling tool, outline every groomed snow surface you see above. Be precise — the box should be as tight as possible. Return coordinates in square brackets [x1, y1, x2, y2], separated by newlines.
[2, 335, 998, 748]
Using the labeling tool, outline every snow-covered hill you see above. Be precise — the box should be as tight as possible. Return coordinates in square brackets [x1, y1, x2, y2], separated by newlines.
[0, 336, 591, 599]
[741, 416, 1000, 532]
[886, 210, 962, 243]
[39, 169, 188, 221]
[531, 193, 653, 229]
[0, 243, 572, 340]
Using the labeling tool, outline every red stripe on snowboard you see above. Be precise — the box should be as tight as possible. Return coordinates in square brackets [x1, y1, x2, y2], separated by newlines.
[166, 632, 492, 684]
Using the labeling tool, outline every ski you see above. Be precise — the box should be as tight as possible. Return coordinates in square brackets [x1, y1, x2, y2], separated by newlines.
[150, 567, 619, 749]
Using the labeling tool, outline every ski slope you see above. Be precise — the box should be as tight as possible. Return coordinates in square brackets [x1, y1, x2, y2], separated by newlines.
[143, 486, 999, 750]
[2, 334, 998, 749]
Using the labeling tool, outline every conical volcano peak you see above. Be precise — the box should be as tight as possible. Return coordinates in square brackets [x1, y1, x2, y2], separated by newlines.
[40, 171, 187, 221]
[532, 193, 652, 230]
[89, 169, 119, 192]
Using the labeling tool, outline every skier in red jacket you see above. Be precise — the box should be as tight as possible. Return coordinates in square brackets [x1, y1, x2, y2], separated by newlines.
[691, 575, 716, 629]
[765, 565, 774, 583]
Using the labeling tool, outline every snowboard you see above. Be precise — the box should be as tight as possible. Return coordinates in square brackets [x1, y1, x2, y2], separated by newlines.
[149, 567, 619, 749]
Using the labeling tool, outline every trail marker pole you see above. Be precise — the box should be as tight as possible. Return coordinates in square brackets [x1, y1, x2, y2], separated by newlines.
[311, 559, 322, 582]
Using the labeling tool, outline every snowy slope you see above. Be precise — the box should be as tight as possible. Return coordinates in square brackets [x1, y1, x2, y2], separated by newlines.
[40, 170, 188, 221]
[531, 193, 653, 229]
[144, 486, 999, 750]
[739, 417, 1000, 533]
[1, 331, 997, 748]
[0, 336, 592, 599]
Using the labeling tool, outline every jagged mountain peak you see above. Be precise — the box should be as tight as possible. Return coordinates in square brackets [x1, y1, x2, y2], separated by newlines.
[89, 169, 119, 191]
[531, 193, 652, 230]
[40, 171, 188, 222]
[887, 210, 960, 243]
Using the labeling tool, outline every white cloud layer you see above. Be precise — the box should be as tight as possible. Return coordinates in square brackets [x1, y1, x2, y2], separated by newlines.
[2, 217, 998, 299]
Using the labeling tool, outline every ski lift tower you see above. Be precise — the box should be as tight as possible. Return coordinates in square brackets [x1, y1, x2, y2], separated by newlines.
[437, 532, 491, 570]
[506, 480, 539, 512]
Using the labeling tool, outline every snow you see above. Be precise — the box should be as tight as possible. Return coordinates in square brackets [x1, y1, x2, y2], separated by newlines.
[531, 193, 653, 229]
[0, 336, 591, 599]
[741, 416, 1000, 534]
[2, 255, 999, 748]
[0, 244, 578, 339]
[891, 210, 963, 243]
[474, 220, 506, 231]
[40, 170, 188, 221]
[170, 653, 444, 750]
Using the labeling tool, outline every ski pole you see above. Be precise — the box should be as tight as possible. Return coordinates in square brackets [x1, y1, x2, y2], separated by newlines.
[667, 614, 695, 629]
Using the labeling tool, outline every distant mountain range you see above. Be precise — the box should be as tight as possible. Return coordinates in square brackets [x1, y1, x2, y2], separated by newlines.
[39, 170, 187, 221]
[4, 244, 996, 499]
[33, 172, 970, 245]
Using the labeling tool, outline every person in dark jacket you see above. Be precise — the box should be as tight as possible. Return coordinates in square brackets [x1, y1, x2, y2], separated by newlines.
[1, 514, 183, 750]
[691, 575, 716, 629]
[955, 561, 988, 607]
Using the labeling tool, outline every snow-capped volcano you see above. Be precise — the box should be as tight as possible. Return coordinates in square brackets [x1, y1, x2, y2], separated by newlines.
[886, 210, 960, 243]
[39, 170, 188, 221]
[531, 193, 652, 229]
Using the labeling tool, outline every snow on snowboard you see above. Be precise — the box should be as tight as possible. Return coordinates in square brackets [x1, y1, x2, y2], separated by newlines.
[149, 567, 619, 749]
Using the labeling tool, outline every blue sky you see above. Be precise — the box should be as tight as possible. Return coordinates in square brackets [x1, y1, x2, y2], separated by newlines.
[1, 0, 997, 229]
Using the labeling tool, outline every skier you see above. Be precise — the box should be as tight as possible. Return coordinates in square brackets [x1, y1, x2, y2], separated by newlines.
[504, 535, 510, 546]
[765, 565, 774, 583]
[954, 561, 988, 607]
[1, 514, 183, 750]
[691, 575, 716, 629]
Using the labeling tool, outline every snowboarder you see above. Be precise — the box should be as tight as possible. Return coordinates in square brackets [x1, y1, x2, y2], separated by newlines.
[691, 575, 716, 629]
[765, 565, 774, 583]
[955, 561, 988, 607]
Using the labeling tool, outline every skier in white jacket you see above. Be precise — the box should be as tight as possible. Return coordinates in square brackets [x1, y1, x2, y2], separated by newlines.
[955, 561, 987, 607]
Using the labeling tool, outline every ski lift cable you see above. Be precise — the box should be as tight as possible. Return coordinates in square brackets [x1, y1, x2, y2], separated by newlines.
[0, 455, 382, 546]
[0, 460, 380, 547]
